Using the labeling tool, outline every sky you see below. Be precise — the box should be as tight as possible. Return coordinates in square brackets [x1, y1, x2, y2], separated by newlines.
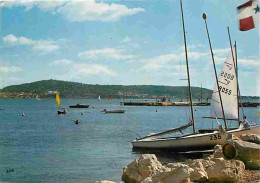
[0, 0, 259, 96]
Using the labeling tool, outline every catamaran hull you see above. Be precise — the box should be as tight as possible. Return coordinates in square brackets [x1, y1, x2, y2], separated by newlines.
[132, 126, 260, 152]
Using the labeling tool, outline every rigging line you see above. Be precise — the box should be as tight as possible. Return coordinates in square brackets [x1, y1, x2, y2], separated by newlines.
[180, 0, 195, 133]
[211, 98, 220, 103]
[177, 4, 188, 121]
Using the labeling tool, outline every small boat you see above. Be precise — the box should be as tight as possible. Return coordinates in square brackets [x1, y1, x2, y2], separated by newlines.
[69, 104, 89, 108]
[56, 92, 67, 114]
[36, 95, 41, 101]
[98, 95, 101, 101]
[101, 109, 125, 114]
[57, 108, 67, 115]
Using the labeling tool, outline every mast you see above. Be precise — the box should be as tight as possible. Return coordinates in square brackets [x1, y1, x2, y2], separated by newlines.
[235, 41, 245, 120]
[180, 0, 195, 133]
[227, 28, 245, 123]
[202, 13, 227, 131]
[234, 41, 239, 123]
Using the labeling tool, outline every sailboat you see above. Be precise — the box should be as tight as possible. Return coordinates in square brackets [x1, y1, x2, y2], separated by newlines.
[36, 94, 41, 101]
[56, 91, 67, 114]
[131, 1, 259, 152]
[98, 95, 101, 101]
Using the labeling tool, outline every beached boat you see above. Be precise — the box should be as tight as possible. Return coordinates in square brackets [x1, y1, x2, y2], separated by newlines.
[132, 3, 259, 152]
[69, 104, 89, 108]
[101, 109, 125, 114]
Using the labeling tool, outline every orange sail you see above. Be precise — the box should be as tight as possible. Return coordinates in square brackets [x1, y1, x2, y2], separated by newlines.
[56, 91, 61, 108]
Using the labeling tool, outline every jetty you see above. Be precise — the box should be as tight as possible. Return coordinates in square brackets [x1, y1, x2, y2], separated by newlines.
[120, 101, 259, 107]
[120, 101, 210, 106]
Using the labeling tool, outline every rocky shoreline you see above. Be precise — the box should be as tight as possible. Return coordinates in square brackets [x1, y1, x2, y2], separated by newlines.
[97, 134, 260, 183]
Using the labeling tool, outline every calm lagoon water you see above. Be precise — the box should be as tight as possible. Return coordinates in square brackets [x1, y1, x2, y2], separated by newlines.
[0, 98, 259, 183]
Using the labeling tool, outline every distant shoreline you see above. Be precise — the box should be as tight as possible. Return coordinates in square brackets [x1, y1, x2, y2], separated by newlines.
[0, 79, 259, 99]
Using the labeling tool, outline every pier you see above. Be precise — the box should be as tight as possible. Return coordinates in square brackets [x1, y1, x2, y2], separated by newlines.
[120, 101, 259, 107]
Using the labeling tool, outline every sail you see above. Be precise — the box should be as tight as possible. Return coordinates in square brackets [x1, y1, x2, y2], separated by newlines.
[210, 46, 238, 119]
[56, 91, 61, 108]
[98, 95, 101, 101]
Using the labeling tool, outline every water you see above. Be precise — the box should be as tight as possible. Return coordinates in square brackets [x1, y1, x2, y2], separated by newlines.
[0, 98, 259, 183]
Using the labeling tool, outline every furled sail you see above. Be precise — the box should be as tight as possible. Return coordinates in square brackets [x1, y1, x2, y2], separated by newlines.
[56, 91, 61, 108]
[210, 46, 238, 120]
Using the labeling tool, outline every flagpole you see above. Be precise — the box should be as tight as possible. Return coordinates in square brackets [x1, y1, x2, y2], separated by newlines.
[202, 13, 227, 131]
[180, 0, 195, 133]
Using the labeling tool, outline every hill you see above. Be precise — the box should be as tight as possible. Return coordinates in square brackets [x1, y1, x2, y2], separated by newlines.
[0, 79, 212, 99]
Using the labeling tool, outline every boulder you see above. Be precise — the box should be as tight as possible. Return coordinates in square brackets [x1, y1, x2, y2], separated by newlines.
[223, 137, 260, 169]
[207, 145, 224, 159]
[239, 134, 260, 144]
[122, 154, 163, 183]
[202, 158, 245, 182]
[141, 163, 193, 183]
[185, 159, 208, 182]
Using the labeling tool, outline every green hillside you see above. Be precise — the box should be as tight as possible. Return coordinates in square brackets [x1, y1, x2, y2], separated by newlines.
[0, 79, 212, 99]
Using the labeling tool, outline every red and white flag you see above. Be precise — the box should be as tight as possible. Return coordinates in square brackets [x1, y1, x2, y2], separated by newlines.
[237, 0, 259, 31]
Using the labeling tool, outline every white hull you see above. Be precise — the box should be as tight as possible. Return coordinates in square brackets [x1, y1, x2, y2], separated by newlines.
[132, 126, 260, 152]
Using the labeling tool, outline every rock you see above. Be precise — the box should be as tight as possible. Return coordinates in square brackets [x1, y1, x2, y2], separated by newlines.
[239, 134, 260, 144]
[202, 158, 245, 182]
[207, 145, 224, 159]
[95, 181, 116, 183]
[122, 151, 245, 183]
[223, 137, 260, 169]
[122, 154, 163, 183]
[142, 163, 193, 183]
[185, 159, 208, 182]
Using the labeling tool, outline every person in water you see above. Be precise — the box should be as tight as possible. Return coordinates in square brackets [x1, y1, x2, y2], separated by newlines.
[73, 120, 80, 124]
[62, 108, 67, 114]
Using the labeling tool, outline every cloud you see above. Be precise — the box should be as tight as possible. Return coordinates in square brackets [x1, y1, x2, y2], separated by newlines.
[238, 58, 260, 67]
[74, 63, 117, 76]
[3, 34, 59, 52]
[121, 36, 132, 43]
[78, 48, 134, 61]
[141, 54, 180, 71]
[184, 51, 208, 60]
[50, 59, 73, 66]
[50, 59, 117, 76]
[1, 0, 145, 22]
[139, 45, 259, 74]
[0, 66, 23, 73]
[213, 48, 230, 56]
